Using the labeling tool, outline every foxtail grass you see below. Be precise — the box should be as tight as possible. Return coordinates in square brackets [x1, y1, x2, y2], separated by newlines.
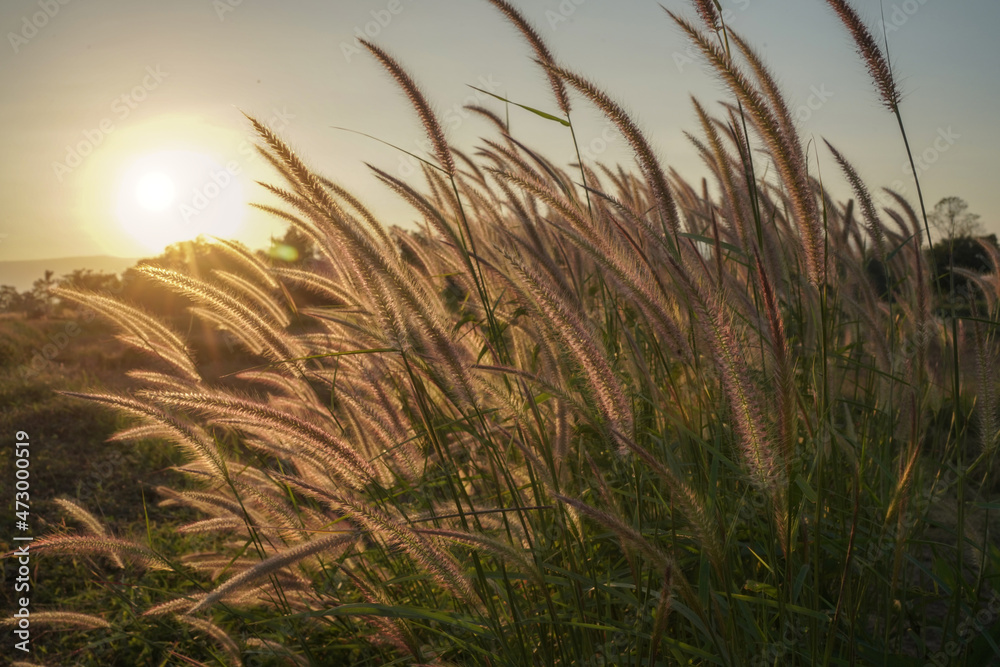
[22, 2, 1000, 665]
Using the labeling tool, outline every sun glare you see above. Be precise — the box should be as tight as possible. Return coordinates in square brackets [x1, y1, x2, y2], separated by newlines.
[115, 150, 245, 252]
[135, 171, 176, 212]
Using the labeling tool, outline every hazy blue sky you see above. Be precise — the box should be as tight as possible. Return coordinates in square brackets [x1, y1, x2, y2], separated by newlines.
[0, 0, 997, 263]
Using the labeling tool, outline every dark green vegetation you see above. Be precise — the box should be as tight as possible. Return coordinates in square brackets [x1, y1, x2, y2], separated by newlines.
[5, 1, 1000, 665]
[0, 316, 218, 664]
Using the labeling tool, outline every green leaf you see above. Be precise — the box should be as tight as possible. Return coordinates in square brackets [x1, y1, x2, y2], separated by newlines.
[743, 580, 779, 599]
[329, 125, 446, 171]
[467, 86, 570, 126]
[974, 502, 1000, 510]
[885, 232, 916, 263]
[795, 475, 819, 503]
[678, 232, 746, 256]
[728, 594, 831, 620]
[288, 603, 490, 636]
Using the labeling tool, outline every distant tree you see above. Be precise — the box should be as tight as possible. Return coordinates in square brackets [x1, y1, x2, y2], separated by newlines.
[266, 226, 316, 265]
[929, 196, 982, 240]
[30, 269, 56, 317]
[929, 233, 998, 314]
[121, 237, 235, 317]
[0, 285, 45, 316]
[122, 236, 273, 320]
[58, 269, 122, 293]
[0, 285, 20, 312]
[15, 290, 44, 318]
[925, 197, 989, 313]
[139, 236, 233, 274]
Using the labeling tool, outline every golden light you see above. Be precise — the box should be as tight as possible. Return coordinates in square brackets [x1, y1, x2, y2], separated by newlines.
[114, 149, 246, 252]
[73, 114, 283, 258]
[135, 171, 175, 212]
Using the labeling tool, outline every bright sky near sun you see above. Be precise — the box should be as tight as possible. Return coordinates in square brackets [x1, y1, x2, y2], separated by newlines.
[0, 0, 997, 263]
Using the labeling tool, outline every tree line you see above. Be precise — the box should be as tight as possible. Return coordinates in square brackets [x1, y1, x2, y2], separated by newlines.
[0, 197, 991, 319]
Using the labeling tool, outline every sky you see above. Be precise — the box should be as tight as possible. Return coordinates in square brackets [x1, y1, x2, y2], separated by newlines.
[0, 0, 997, 265]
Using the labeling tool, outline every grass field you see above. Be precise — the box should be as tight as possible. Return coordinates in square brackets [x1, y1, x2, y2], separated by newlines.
[0, 315, 264, 665]
[5, 1, 1000, 665]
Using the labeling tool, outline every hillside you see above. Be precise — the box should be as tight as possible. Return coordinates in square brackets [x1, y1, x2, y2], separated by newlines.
[0, 255, 140, 291]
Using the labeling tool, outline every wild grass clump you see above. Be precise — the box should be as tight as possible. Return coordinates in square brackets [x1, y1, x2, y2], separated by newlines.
[15, 1, 1000, 664]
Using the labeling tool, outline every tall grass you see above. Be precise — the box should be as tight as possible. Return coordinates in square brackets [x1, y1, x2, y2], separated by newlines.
[17, 1, 1000, 664]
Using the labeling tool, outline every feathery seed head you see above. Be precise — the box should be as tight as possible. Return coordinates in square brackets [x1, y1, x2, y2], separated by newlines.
[824, 0, 902, 110]
[360, 39, 455, 176]
[692, 0, 721, 31]
[485, 0, 571, 116]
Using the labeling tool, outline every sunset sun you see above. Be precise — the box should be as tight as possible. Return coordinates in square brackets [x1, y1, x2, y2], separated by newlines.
[135, 171, 176, 212]
[115, 149, 246, 252]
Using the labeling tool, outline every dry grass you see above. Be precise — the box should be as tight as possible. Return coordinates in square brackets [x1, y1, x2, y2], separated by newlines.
[16, 1, 1000, 665]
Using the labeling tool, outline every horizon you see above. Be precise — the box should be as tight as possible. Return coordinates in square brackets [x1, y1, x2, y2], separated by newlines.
[2, 0, 998, 263]
[0, 253, 142, 292]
